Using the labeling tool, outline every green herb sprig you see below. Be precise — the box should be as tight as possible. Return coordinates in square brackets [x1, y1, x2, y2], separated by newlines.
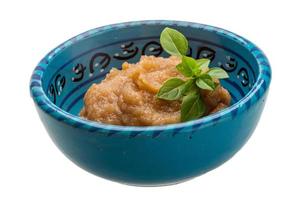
[157, 27, 229, 122]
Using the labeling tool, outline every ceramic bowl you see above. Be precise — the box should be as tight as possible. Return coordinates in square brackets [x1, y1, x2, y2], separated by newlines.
[30, 20, 271, 186]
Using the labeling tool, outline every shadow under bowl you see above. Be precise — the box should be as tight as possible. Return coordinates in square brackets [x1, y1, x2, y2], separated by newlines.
[30, 20, 271, 186]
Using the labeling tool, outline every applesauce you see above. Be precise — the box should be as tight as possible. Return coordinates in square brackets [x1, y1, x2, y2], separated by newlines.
[80, 56, 230, 126]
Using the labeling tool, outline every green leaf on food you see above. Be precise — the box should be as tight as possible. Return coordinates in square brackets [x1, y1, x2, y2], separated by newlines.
[156, 78, 188, 100]
[176, 56, 201, 77]
[207, 67, 229, 79]
[181, 91, 206, 122]
[156, 27, 230, 122]
[195, 74, 216, 91]
[196, 58, 211, 72]
[160, 27, 188, 57]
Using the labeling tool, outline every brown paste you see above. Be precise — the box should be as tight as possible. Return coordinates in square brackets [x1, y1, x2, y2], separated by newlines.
[80, 56, 230, 126]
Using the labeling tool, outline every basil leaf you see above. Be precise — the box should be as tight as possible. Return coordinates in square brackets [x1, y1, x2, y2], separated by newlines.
[196, 58, 210, 72]
[156, 27, 231, 123]
[182, 79, 195, 93]
[181, 91, 206, 122]
[177, 56, 201, 77]
[160, 27, 188, 57]
[196, 74, 215, 90]
[208, 67, 229, 79]
[156, 78, 187, 100]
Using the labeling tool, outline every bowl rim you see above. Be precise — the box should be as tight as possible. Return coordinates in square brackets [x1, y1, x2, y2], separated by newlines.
[30, 20, 271, 135]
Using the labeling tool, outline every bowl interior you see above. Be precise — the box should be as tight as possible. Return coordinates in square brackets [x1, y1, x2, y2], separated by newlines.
[41, 23, 259, 117]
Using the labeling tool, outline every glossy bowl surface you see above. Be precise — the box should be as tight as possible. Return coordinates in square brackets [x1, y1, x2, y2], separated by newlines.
[30, 20, 271, 186]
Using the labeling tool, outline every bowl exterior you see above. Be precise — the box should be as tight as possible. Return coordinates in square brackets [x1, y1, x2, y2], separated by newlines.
[34, 89, 267, 186]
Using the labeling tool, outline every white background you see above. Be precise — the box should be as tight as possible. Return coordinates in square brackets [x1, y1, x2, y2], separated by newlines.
[0, 0, 291, 199]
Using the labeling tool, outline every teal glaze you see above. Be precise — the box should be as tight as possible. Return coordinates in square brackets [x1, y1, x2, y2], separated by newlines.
[30, 20, 271, 186]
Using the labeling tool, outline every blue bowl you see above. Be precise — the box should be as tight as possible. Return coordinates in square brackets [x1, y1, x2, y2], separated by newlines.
[30, 20, 271, 186]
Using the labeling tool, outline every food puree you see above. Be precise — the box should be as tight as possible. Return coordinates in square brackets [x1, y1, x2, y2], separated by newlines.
[80, 56, 230, 126]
